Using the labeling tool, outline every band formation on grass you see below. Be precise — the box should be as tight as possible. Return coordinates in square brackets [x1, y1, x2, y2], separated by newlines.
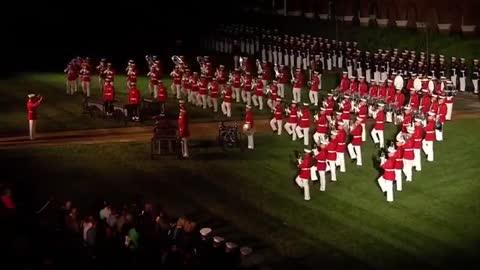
[26, 24, 475, 203]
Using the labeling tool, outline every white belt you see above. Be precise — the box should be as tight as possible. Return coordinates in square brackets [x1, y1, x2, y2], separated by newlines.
[338, 143, 345, 145]
[353, 136, 361, 138]
[376, 121, 383, 124]
[426, 131, 434, 133]
[385, 169, 394, 172]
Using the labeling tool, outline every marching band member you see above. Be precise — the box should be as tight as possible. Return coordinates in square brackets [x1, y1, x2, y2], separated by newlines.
[245, 105, 255, 149]
[221, 82, 233, 118]
[339, 71, 349, 93]
[252, 76, 264, 111]
[394, 138, 404, 191]
[386, 79, 395, 104]
[377, 80, 387, 99]
[147, 64, 159, 98]
[459, 58, 467, 92]
[402, 126, 415, 182]
[340, 96, 352, 131]
[325, 93, 334, 122]
[127, 82, 140, 121]
[313, 139, 329, 191]
[96, 58, 107, 87]
[242, 72, 253, 106]
[326, 131, 338, 181]
[295, 103, 311, 146]
[27, 94, 43, 140]
[422, 111, 436, 161]
[261, 61, 270, 91]
[472, 59, 479, 94]
[436, 96, 447, 141]
[170, 67, 182, 99]
[349, 77, 358, 93]
[429, 94, 439, 115]
[295, 149, 312, 201]
[284, 101, 298, 141]
[217, 65, 227, 91]
[79, 63, 91, 97]
[270, 98, 283, 135]
[400, 106, 413, 133]
[232, 69, 242, 103]
[103, 63, 115, 84]
[309, 71, 320, 106]
[277, 65, 287, 98]
[64, 63, 78, 95]
[190, 73, 200, 105]
[419, 89, 431, 115]
[157, 81, 167, 114]
[208, 78, 219, 113]
[347, 117, 363, 166]
[292, 68, 304, 103]
[356, 99, 368, 141]
[198, 75, 208, 109]
[358, 76, 368, 95]
[313, 107, 328, 145]
[102, 79, 115, 116]
[413, 118, 423, 171]
[371, 103, 385, 148]
[126, 62, 137, 88]
[450, 57, 458, 89]
[266, 81, 279, 110]
[178, 100, 190, 158]
[335, 121, 347, 173]
[378, 146, 397, 202]
[368, 80, 378, 97]
[445, 84, 454, 121]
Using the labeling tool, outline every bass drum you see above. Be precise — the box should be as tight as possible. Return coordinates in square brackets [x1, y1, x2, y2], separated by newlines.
[394, 74, 404, 90]
[428, 80, 435, 92]
[413, 78, 422, 91]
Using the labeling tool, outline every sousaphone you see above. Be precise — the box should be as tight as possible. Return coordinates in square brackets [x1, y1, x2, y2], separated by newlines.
[394, 74, 404, 90]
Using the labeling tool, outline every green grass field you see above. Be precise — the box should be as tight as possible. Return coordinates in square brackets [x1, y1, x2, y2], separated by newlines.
[2, 118, 480, 269]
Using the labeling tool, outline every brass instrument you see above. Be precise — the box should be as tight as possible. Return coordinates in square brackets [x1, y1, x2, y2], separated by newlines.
[242, 123, 254, 135]
[274, 63, 280, 78]
[256, 59, 263, 75]
[171, 55, 184, 66]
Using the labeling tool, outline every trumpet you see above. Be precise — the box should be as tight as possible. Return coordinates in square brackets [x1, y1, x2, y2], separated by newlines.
[242, 123, 254, 136]
[273, 63, 280, 78]
[171, 55, 183, 66]
[196, 56, 205, 66]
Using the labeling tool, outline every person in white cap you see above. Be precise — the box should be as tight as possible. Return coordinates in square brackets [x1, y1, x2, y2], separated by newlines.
[244, 105, 255, 149]
[412, 118, 423, 171]
[356, 99, 367, 141]
[472, 59, 479, 94]
[309, 71, 320, 106]
[348, 117, 363, 166]
[178, 101, 190, 158]
[295, 149, 312, 201]
[270, 98, 283, 135]
[394, 138, 404, 191]
[199, 227, 212, 240]
[252, 76, 264, 110]
[371, 103, 385, 148]
[313, 138, 329, 191]
[295, 103, 311, 146]
[459, 58, 467, 91]
[313, 107, 328, 145]
[26, 94, 43, 140]
[170, 66, 182, 99]
[378, 146, 397, 202]
[335, 121, 347, 172]
[402, 126, 415, 182]
[436, 96, 447, 141]
[221, 83, 233, 118]
[292, 69, 304, 103]
[284, 102, 298, 141]
[326, 131, 338, 181]
[423, 111, 436, 161]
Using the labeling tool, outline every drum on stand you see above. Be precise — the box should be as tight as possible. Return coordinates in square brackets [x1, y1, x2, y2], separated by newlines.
[413, 78, 422, 91]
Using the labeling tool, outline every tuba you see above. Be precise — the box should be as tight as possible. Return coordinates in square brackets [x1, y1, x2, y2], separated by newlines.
[171, 55, 183, 66]
[242, 122, 254, 135]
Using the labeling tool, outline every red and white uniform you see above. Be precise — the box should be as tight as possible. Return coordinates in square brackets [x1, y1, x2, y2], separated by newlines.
[173, 71, 182, 85]
[80, 68, 90, 82]
[178, 109, 190, 138]
[157, 84, 167, 102]
[311, 76, 320, 92]
[340, 77, 349, 93]
[27, 99, 42, 120]
[349, 80, 358, 93]
[255, 80, 264, 97]
[394, 92, 405, 109]
[350, 124, 362, 146]
[104, 69, 115, 82]
[316, 114, 328, 134]
[341, 100, 351, 121]
[127, 68, 137, 83]
[377, 85, 387, 99]
[401, 112, 412, 132]
[210, 81, 219, 98]
[358, 81, 368, 95]
[386, 85, 395, 104]
[103, 84, 115, 101]
[409, 92, 419, 110]
[326, 138, 338, 181]
[128, 87, 140, 105]
[232, 73, 242, 88]
[315, 147, 328, 171]
[437, 103, 447, 123]
[422, 119, 435, 161]
[369, 84, 378, 97]
[293, 72, 304, 88]
[299, 155, 312, 179]
[429, 100, 439, 116]
[288, 105, 298, 124]
[325, 98, 334, 117]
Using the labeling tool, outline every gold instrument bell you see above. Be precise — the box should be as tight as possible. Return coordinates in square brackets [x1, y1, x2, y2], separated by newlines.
[243, 123, 254, 135]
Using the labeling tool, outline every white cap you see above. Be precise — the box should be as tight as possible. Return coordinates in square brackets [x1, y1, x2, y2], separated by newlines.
[226, 242, 238, 249]
[331, 130, 338, 136]
[342, 71, 348, 75]
[356, 116, 362, 121]
[428, 111, 435, 116]
[213, 236, 224, 243]
[246, 105, 252, 109]
[304, 149, 312, 153]
[439, 95, 445, 99]
[387, 146, 396, 153]
[407, 126, 415, 134]
[377, 103, 385, 107]
[200, 227, 212, 236]
[303, 102, 309, 106]
[404, 105, 411, 110]
[320, 139, 329, 145]
[320, 107, 326, 111]
[414, 118, 422, 122]
[360, 98, 367, 102]
[335, 111, 342, 115]
[240, 247, 253, 256]
[397, 136, 405, 143]
[27, 94, 35, 98]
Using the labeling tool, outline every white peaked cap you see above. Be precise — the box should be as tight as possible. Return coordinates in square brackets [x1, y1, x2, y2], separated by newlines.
[226, 242, 238, 249]
[428, 111, 435, 116]
[320, 139, 329, 145]
[414, 118, 422, 122]
[387, 146, 396, 153]
[213, 236, 224, 243]
[304, 149, 312, 153]
[331, 130, 338, 136]
[407, 126, 415, 133]
[240, 247, 253, 256]
[28, 94, 35, 98]
[200, 227, 212, 236]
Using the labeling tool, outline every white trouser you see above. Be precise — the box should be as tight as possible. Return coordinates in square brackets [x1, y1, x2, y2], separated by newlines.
[200, 94, 207, 109]
[313, 132, 326, 145]
[381, 72, 388, 82]
[473, 79, 479, 93]
[261, 80, 267, 92]
[347, 65, 352, 77]
[247, 134, 254, 149]
[172, 84, 181, 99]
[371, 129, 384, 147]
[273, 51, 277, 65]
[328, 160, 337, 181]
[320, 57, 325, 70]
[403, 159, 414, 181]
[284, 123, 297, 140]
[327, 59, 332, 71]
[435, 123, 443, 141]
[278, 84, 285, 98]
[338, 56, 343, 69]
[29, 119, 36, 140]
[366, 69, 371, 83]
[295, 177, 311, 200]
[151, 85, 158, 99]
[451, 75, 457, 88]
[293, 87, 301, 102]
[233, 87, 241, 102]
[413, 149, 422, 171]
[386, 111, 393, 123]
[243, 91, 252, 106]
[267, 99, 274, 110]
[278, 52, 283, 65]
[181, 138, 189, 157]
[290, 55, 295, 67]
[66, 81, 74, 95]
[252, 95, 263, 110]
[357, 68, 362, 78]
[395, 169, 402, 191]
[296, 57, 302, 70]
[284, 54, 289, 66]
[221, 102, 231, 117]
[81, 81, 90, 97]
[374, 72, 380, 84]
[361, 123, 366, 142]
[318, 170, 326, 191]
[377, 177, 394, 202]
[261, 49, 266, 62]
[240, 41, 245, 53]
[332, 55, 337, 68]
[295, 126, 310, 146]
[270, 119, 282, 135]
[347, 144, 362, 166]
[446, 103, 453, 120]
[234, 55, 239, 69]
[268, 50, 273, 64]
[190, 92, 198, 104]
[460, 77, 466, 91]
[207, 97, 218, 112]
[309, 90, 318, 106]
[422, 140, 434, 161]
[336, 152, 346, 172]
[250, 43, 255, 55]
